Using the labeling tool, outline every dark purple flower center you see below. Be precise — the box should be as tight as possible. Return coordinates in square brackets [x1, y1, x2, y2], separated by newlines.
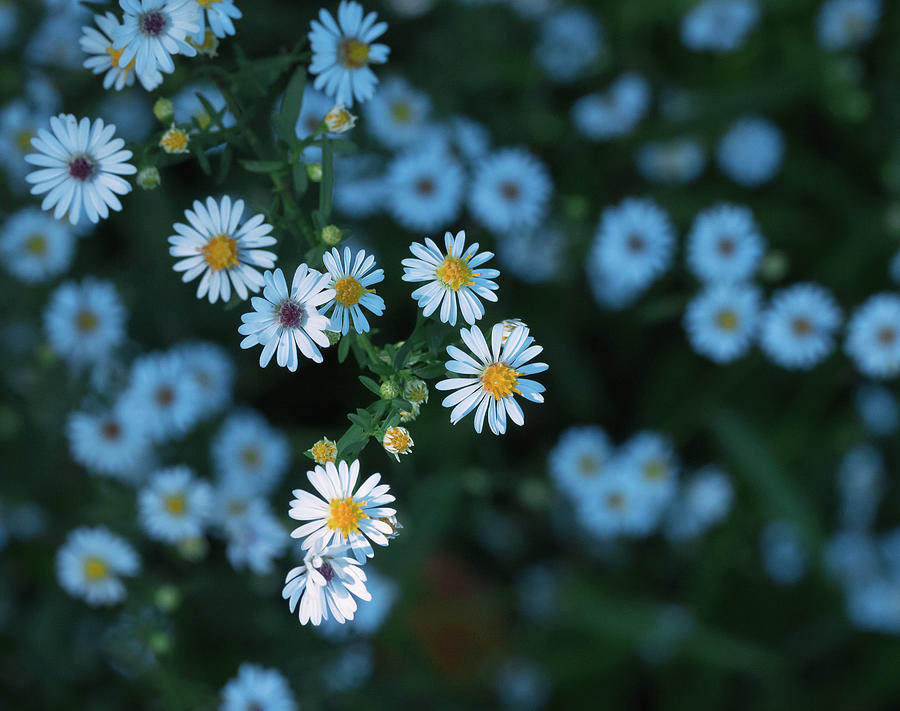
[68, 155, 94, 181]
[140, 11, 167, 37]
[277, 300, 304, 329]
[101, 421, 121, 440]
[315, 561, 335, 582]
[416, 177, 435, 195]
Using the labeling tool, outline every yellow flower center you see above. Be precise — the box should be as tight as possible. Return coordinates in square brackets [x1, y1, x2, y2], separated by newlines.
[196, 0, 222, 5]
[15, 130, 32, 152]
[391, 101, 411, 123]
[165, 494, 186, 516]
[195, 111, 212, 130]
[334, 276, 365, 307]
[792, 317, 812, 336]
[435, 255, 474, 291]
[202, 233, 239, 271]
[340, 38, 370, 68]
[77, 310, 98, 332]
[106, 45, 135, 71]
[241, 447, 260, 467]
[481, 362, 520, 400]
[644, 459, 668, 480]
[716, 309, 738, 331]
[327, 497, 367, 536]
[83, 557, 108, 581]
[384, 426, 412, 453]
[606, 492, 626, 510]
[159, 126, 190, 154]
[25, 234, 46, 255]
[578, 455, 598, 476]
[312, 438, 337, 464]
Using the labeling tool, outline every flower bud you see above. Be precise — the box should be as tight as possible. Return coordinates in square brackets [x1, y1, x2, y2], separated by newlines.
[321, 224, 342, 245]
[324, 104, 357, 133]
[153, 98, 174, 124]
[383, 426, 413, 461]
[310, 436, 338, 465]
[380, 380, 400, 400]
[326, 330, 341, 345]
[306, 163, 323, 182]
[137, 166, 161, 190]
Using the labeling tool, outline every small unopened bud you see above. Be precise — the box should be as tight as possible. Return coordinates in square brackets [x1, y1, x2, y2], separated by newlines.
[403, 379, 428, 405]
[760, 250, 789, 282]
[154, 584, 181, 613]
[321, 224, 342, 245]
[306, 163, 323, 182]
[326, 330, 341, 345]
[324, 104, 357, 133]
[380, 380, 400, 400]
[383, 426, 413, 462]
[176, 536, 208, 562]
[148, 632, 172, 656]
[310, 436, 337, 465]
[153, 98, 174, 124]
[137, 166, 161, 190]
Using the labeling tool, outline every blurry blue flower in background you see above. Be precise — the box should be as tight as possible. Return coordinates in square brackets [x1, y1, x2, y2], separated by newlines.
[845, 293, 900, 379]
[664, 466, 734, 542]
[571, 72, 650, 141]
[548, 425, 613, 501]
[212, 410, 290, 495]
[636, 136, 705, 184]
[761, 520, 807, 585]
[56, 526, 140, 606]
[173, 341, 235, 419]
[322, 642, 375, 692]
[220, 663, 297, 711]
[26, 7, 88, 68]
[0, 0, 18, 51]
[495, 221, 563, 284]
[836, 444, 885, 529]
[759, 283, 842, 370]
[98, 92, 154, 143]
[816, 0, 882, 51]
[854, 382, 899, 436]
[386, 144, 466, 231]
[1, 208, 75, 283]
[334, 153, 387, 217]
[717, 116, 785, 188]
[619, 431, 681, 512]
[575, 464, 659, 540]
[469, 147, 552, 235]
[223, 505, 288, 575]
[67, 405, 153, 482]
[686, 203, 765, 284]
[138, 465, 214, 545]
[315, 567, 397, 639]
[0, 100, 43, 192]
[684, 282, 761, 363]
[494, 658, 550, 711]
[364, 76, 432, 150]
[533, 6, 603, 83]
[680, 0, 760, 53]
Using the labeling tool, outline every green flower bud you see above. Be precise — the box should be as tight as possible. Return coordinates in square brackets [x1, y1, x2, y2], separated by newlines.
[137, 166, 161, 190]
[380, 380, 400, 400]
[326, 330, 341, 345]
[154, 585, 181, 613]
[760, 250, 789, 282]
[306, 162, 323, 182]
[153, 98, 174, 124]
[322, 224, 342, 245]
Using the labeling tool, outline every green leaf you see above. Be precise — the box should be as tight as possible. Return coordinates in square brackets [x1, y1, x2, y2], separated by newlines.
[216, 145, 232, 184]
[275, 66, 306, 145]
[292, 162, 308, 197]
[337, 333, 351, 363]
[239, 159, 286, 174]
[193, 145, 211, 176]
[414, 362, 446, 379]
[319, 140, 334, 222]
[369, 399, 390, 420]
[347, 413, 370, 430]
[194, 93, 225, 130]
[358, 376, 382, 397]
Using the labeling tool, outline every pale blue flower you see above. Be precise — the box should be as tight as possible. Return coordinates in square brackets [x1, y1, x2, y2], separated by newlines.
[221, 663, 297, 711]
[681, 0, 760, 52]
[386, 144, 465, 232]
[571, 73, 650, 141]
[636, 137, 705, 184]
[817, 0, 881, 50]
[717, 116, 784, 187]
[761, 520, 806, 585]
[1, 208, 75, 283]
[56, 526, 140, 606]
[759, 283, 842, 370]
[684, 283, 761, 363]
[686, 203, 765, 283]
[469, 148, 552, 234]
[139, 466, 213, 544]
[548, 425, 613, 499]
[212, 410, 290, 494]
[855, 383, 899, 436]
[845, 293, 900, 379]
[363, 76, 432, 150]
[534, 6, 603, 83]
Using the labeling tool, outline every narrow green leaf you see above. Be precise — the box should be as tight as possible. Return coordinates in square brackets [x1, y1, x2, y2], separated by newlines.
[276, 66, 306, 145]
[358, 376, 382, 397]
[292, 162, 308, 196]
[347, 413, 369, 430]
[337, 334, 351, 363]
[239, 159, 286, 174]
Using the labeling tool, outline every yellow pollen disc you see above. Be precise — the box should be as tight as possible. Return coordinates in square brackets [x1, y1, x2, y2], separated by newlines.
[340, 37, 370, 68]
[384, 427, 412, 453]
[311, 439, 337, 464]
[106, 45, 135, 71]
[15, 130, 32, 152]
[77, 310, 98, 332]
[83, 557, 108, 581]
[25, 235, 46, 255]
[334, 276, 365, 307]
[196, 0, 222, 5]
[159, 127, 190, 154]
[606, 492, 626, 510]
[644, 459, 667, 480]
[327, 497, 368, 536]
[481, 362, 520, 400]
[202, 233, 239, 271]
[241, 447, 260, 467]
[578, 455, 598, 476]
[716, 309, 739, 331]
[435, 255, 474, 291]
[165, 494, 186, 516]
[391, 101, 411, 123]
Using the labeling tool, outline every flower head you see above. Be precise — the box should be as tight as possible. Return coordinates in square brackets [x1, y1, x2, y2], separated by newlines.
[67, 404, 152, 482]
[168, 195, 277, 304]
[193, 0, 241, 41]
[138, 465, 213, 544]
[572, 72, 650, 141]
[684, 283, 761, 363]
[1, 207, 75, 283]
[436, 322, 548, 435]
[717, 116, 784, 187]
[386, 144, 465, 232]
[324, 104, 357, 133]
[846, 293, 900, 379]
[80, 12, 163, 91]
[56, 526, 140, 606]
[112, 0, 201, 80]
[311, 436, 338, 465]
[681, 0, 760, 52]
[289, 459, 396, 562]
[211, 410, 290, 494]
[308, 0, 390, 107]
[238, 266, 334, 371]
[759, 283, 842, 370]
[403, 379, 428, 405]
[402, 230, 499, 326]
[548, 425, 613, 500]
[26, 114, 136, 225]
[220, 663, 296, 711]
[320, 247, 385, 335]
[817, 0, 881, 50]
[159, 123, 189, 153]
[686, 204, 765, 283]
[383, 426, 413, 461]
[469, 148, 552, 235]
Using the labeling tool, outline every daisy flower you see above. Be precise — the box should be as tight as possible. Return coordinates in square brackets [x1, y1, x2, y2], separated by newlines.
[320, 246, 385, 335]
[403, 379, 428, 405]
[362, 76, 432, 150]
[333, 153, 387, 218]
[67, 404, 152, 481]
[686, 203, 765, 283]
[310, 436, 338, 465]
[761, 520, 807, 585]
[855, 383, 899, 436]
[211, 410, 290, 494]
[717, 116, 784, 188]
[846, 293, 900, 378]
[172, 340, 234, 418]
[496, 223, 564, 285]
[25, 114, 136, 225]
[574, 468, 658, 540]
[308, 0, 390, 107]
[469, 148, 552, 235]
[571, 72, 650, 141]
[0, 100, 42, 192]
[168, 195, 277, 304]
[118, 351, 204, 442]
[112, 0, 201, 80]
[401, 230, 500, 326]
[80, 12, 163, 92]
[224, 507, 288, 576]
[617, 431, 680, 509]
[548, 425, 613, 500]
[282, 542, 372, 626]
[759, 283, 842, 370]
[684, 283, 761, 363]
[192, 0, 241, 41]
[289, 459, 396, 562]
[159, 124, 189, 153]
[635, 137, 706, 185]
[44, 277, 126, 367]
[56, 526, 140, 606]
[533, 7, 603, 83]
[138, 465, 213, 544]
[436, 321, 548, 435]
[588, 197, 675, 296]
[817, 0, 881, 50]
[1, 207, 75, 283]
[386, 145, 465, 232]
[383, 426, 413, 461]
[221, 664, 297, 711]
[681, 0, 760, 53]
[238, 265, 334, 371]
